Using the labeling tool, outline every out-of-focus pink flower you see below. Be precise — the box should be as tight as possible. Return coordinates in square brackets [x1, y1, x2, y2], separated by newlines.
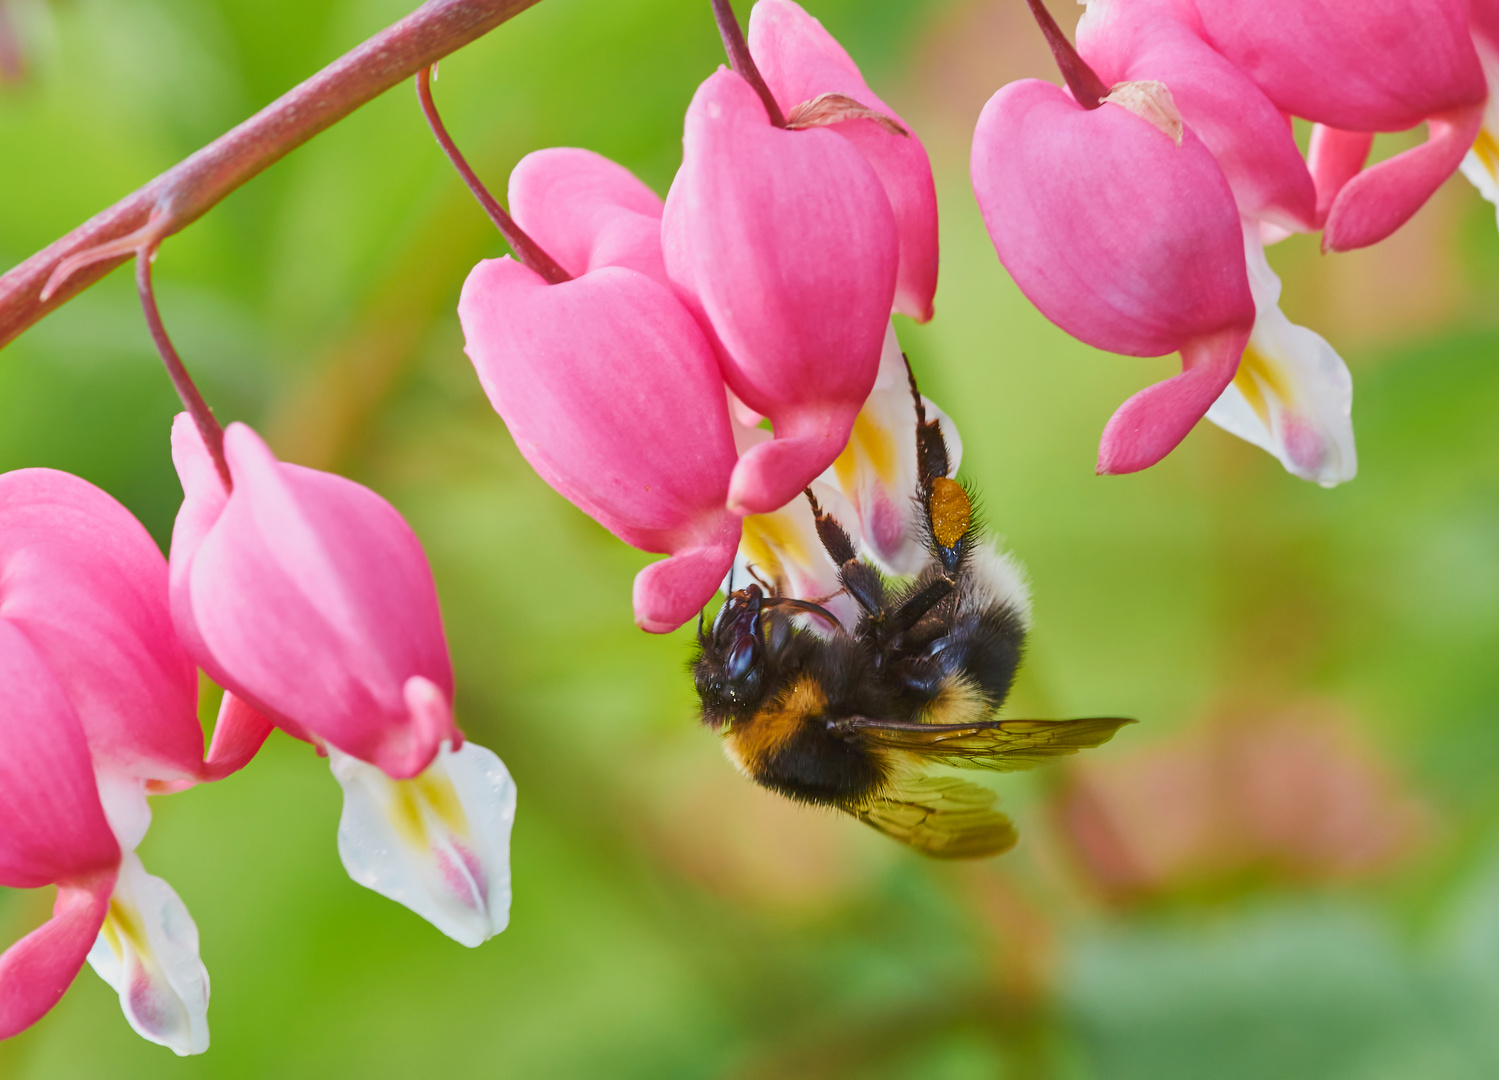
[971, 77, 1254, 475]
[1076, 0, 1316, 235]
[171, 416, 457, 778]
[1192, 0, 1487, 251]
[663, 68, 898, 514]
[0, 469, 218, 1054]
[747, 0, 938, 322]
[170, 418, 515, 947]
[1051, 710, 1427, 906]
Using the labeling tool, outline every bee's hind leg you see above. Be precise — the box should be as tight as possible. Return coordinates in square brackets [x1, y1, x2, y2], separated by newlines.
[903, 354, 973, 578]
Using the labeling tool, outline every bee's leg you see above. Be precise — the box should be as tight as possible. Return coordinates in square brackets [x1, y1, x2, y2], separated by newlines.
[905, 355, 951, 490]
[804, 488, 887, 620]
[904, 354, 972, 578]
[887, 575, 955, 635]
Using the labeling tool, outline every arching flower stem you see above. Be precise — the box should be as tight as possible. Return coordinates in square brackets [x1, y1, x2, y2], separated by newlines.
[135, 247, 232, 492]
[710, 0, 787, 127]
[415, 66, 571, 284]
[1023, 0, 1110, 109]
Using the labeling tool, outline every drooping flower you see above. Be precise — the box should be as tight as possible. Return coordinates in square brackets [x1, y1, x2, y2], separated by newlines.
[746, 0, 939, 321]
[460, 147, 742, 635]
[970, 75, 1255, 475]
[662, 66, 899, 514]
[169, 417, 515, 946]
[1074, 0, 1356, 486]
[1191, 0, 1487, 251]
[0, 468, 227, 1054]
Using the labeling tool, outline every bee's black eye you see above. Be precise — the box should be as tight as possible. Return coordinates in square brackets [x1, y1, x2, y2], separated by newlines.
[726, 637, 758, 682]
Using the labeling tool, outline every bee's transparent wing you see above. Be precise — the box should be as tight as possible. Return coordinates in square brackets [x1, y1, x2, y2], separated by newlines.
[835, 716, 1134, 772]
[848, 775, 1017, 859]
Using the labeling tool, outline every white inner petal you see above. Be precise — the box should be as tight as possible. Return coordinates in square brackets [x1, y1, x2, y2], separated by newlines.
[331, 740, 516, 948]
[87, 851, 211, 1056]
[1206, 232, 1357, 487]
[814, 321, 965, 577]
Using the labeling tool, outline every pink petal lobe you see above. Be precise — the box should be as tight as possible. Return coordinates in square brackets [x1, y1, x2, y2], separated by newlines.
[727, 409, 859, 516]
[0, 873, 114, 1039]
[1307, 125, 1374, 226]
[1194, 0, 1486, 131]
[1322, 104, 1487, 251]
[747, 0, 938, 320]
[663, 68, 897, 508]
[1097, 326, 1249, 475]
[198, 692, 276, 781]
[1077, 0, 1315, 231]
[971, 78, 1253, 358]
[508, 147, 667, 283]
[458, 257, 741, 632]
[0, 468, 202, 782]
[0, 622, 119, 887]
[633, 540, 739, 634]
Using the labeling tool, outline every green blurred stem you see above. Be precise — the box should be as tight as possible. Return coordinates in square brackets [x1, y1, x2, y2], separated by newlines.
[711, 0, 786, 127]
[0, 0, 544, 351]
[136, 247, 232, 492]
[415, 66, 571, 284]
[1023, 0, 1108, 109]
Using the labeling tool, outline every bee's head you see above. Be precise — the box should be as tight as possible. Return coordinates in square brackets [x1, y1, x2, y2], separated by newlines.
[693, 584, 772, 727]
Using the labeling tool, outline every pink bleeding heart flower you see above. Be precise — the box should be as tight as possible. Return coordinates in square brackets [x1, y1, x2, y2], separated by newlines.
[746, 0, 938, 322]
[1076, 0, 1316, 235]
[0, 468, 227, 1054]
[971, 77, 1254, 475]
[1191, 0, 1487, 251]
[170, 417, 514, 947]
[663, 67, 899, 515]
[461, 149, 741, 635]
[170, 416, 456, 777]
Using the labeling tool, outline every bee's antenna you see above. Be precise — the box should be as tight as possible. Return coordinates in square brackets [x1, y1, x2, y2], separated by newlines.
[727, 561, 736, 596]
[697, 607, 706, 641]
[903, 352, 929, 431]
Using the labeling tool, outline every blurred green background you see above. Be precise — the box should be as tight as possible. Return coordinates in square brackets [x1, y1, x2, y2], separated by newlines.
[3, 0, 1499, 1076]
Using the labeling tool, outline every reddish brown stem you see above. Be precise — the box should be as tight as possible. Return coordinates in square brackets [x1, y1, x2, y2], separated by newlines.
[136, 248, 231, 492]
[711, 0, 786, 127]
[0, 0, 544, 350]
[415, 66, 570, 283]
[1023, 0, 1109, 109]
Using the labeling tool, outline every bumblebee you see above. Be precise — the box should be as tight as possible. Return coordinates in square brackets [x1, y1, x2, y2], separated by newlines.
[694, 365, 1132, 858]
